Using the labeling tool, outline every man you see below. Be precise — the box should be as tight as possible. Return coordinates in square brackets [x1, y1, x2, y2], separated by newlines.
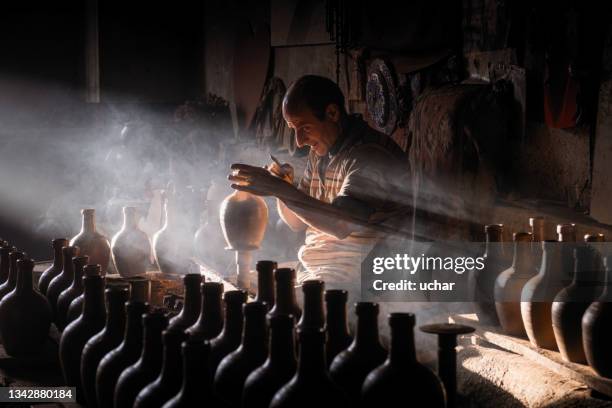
[230, 75, 409, 285]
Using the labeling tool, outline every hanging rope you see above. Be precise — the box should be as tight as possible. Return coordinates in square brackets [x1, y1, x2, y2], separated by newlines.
[325, 0, 351, 84]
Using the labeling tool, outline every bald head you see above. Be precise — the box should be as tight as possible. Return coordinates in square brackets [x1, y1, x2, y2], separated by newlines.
[282, 75, 347, 121]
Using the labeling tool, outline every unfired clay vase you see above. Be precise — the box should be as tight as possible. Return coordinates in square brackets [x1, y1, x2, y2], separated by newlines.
[70, 209, 111, 273]
[111, 206, 151, 278]
[219, 190, 268, 251]
[153, 196, 191, 275]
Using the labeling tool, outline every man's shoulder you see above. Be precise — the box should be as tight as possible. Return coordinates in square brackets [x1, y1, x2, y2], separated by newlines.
[347, 116, 407, 162]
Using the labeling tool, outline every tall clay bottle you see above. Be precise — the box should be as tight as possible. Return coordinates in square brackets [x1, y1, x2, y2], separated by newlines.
[471, 224, 506, 325]
[268, 268, 301, 320]
[133, 329, 188, 408]
[552, 245, 602, 363]
[56, 255, 88, 331]
[255, 260, 276, 308]
[0, 258, 52, 356]
[214, 301, 269, 407]
[81, 285, 129, 408]
[529, 217, 545, 274]
[38, 238, 68, 295]
[209, 290, 248, 377]
[243, 314, 296, 408]
[297, 280, 325, 330]
[362, 313, 446, 408]
[96, 300, 150, 408]
[167, 273, 202, 332]
[0, 251, 24, 301]
[65, 264, 99, 325]
[111, 206, 152, 278]
[115, 309, 168, 408]
[494, 232, 534, 337]
[521, 240, 566, 350]
[70, 209, 111, 273]
[59, 266, 106, 404]
[557, 223, 576, 285]
[329, 302, 387, 406]
[46, 246, 80, 320]
[186, 281, 224, 340]
[582, 255, 612, 378]
[325, 289, 352, 366]
[153, 195, 190, 275]
[162, 338, 214, 408]
[270, 327, 348, 408]
[0, 245, 13, 286]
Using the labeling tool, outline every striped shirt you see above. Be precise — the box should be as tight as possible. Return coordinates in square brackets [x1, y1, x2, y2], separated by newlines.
[296, 115, 409, 284]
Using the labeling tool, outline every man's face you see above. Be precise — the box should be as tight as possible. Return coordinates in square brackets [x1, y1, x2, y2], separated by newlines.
[283, 104, 341, 157]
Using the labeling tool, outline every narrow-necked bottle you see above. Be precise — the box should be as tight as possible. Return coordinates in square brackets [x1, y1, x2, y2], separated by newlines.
[255, 260, 277, 308]
[65, 264, 99, 325]
[46, 246, 80, 320]
[81, 285, 129, 408]
[297, 280, 324, 330]
[115, 309, 168, 408]
[96, 300, 150, 408]
[243, 314, 296, 408]
[186, 281, 224, 340]
[362, 313, 446, 407]
[209, 290, 248, 377]
[38, 238, 68, 295]
[325, 289, 352, 366]
[0, 246, 13, 287]
[134, 329, 188, 408]
[56, 255, 89, 331]
[268, 268, 301, 320]
[0, 251, 24, 301]
[70, 208, 111, 273]
[557, 223, 577, 284]
[471, 224, 505, 325]
[59, 265, 106, 404]
[529, 217, 545, 274]
[167, 273, 202, 332]
[271, 327, 348, 408]
[111, 206, 152, 278]
[215, 301, 269, 407]
[329, 302, 387, 406]
[162, 338, 214, 408]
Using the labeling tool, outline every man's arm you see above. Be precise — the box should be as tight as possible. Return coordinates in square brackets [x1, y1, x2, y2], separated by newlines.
[277, 198, 307, 232]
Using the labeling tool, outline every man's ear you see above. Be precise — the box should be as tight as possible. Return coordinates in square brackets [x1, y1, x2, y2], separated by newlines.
[325, 104, 341, 122]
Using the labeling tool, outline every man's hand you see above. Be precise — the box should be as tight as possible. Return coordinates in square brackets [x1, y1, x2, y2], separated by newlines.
[228, 163, 301, 201]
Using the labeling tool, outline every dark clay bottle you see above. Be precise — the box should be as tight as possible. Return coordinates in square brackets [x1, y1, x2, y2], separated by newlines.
[0, 245, 13, 286]
[38, 238, 68, 295]
[186, 281, 224, 340]
[242, 314, 296, 408]
[214, 301, 269, 407]
[209, 290, 248, 377]
[297, 280, 325, 330]
[167, 273, 202, 332]
[80, 285, 129, 408]
[324, 289, 352, 366]
[46, 246, 80, 320]
[268, 268, 301, 320]
[114, 309, 168, 408]
[65, 264, 99, 325]
[0, 250, 24, 301]
[56, 255, 89, 331]
[255, 260, 277, 308]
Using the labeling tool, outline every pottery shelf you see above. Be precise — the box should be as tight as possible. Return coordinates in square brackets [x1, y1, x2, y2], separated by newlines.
[450, 313, 612, 399]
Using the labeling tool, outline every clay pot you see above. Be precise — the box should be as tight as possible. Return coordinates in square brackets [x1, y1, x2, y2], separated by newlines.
[70, 209, 111, 274]
[494, 232, 534, 337]
[56, 255, 89, 331]
[47, 246, 80, 323]
[112, 207, 152, 278]
[38, 238, 68, 295]
[219, 190, 268, 251]
[582, 255, 612, 378]
[0, 251, 24, 301]
[0, 258, 52, 357]
[153, 196, 192, 275]
[521, 240, 566, 350]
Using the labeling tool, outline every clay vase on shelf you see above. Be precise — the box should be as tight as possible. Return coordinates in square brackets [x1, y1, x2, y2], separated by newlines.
[153, 196, 191, 275]
[268, 268, 301, 321]
[0, 251, 24, 302]
[325, 289, 352, 367]
[209, 290, 248, 377]
[38, 238, 68, 295]
[582, 255, 612, 378]
[0, 258, 52, 357]
[186, 281, 224, 340]
[65, 264, 100, 325]
[494, 232, 534, 337]
[70, 209, 111, 274]
[56, 256, 89, 331]
[81, 286, 129, 408]
[111, 206, 152, 278]
[167, 273, 202, 332]
[362, 313, 446, 408]
[521, 240, 566, 350]
[114, 309, 168, 408]
[46, 245, 80, 320]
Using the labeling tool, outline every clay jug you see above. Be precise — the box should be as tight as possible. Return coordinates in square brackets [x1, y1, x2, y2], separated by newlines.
[494, 232, 534, 337]
[324, 289, 352, 366]
[0, 245, 13, 286]
[470, 224, 506, 326]
[255, 260, 276, 308]
[0, 251, 24, 301]
[153, 195, 191, 275]
[46, 245, 80, 320]
[362, 313, 446, 408]
[96, 300, 150, 408]
[186, 281, 224, 340]
[0, 258, 52, 357]
[115, 309, 168, 408]
[529, 217, 545, 274]
[59, 268, 106, 404]
[81, 285, 129, 408]
[219, 190, 268, 251]
[70, 209, 111, 273]
[209, 290, 248, 377]
[167, 273, 202, 332]
[214, 301, 269, 407]
[521, 240, 566, 350]
[56, 256, 89, 330]
[65, 264, 99, 325]
[297, 280, 325, 331]
[112, 206, 152, 278]
[243, 314, 297, 408]
[582, 255, 612, 378]
[552, 245, 602, 363]
[38, 238, 68, 295]
[268, 268, 301, 321]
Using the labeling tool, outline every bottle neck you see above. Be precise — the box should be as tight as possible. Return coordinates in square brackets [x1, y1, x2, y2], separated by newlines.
[299, 287, 324, 329]
[256, 269, 275, 306]
[141, 324, 165, 369]
[123, 304, 147, 350]
[484, 240, 504, 259]
[573, 250, 600, 285]
[275, 278, 298, 312]
[8, 254, 22, 285]
[269, 324, 296, 367]
[160, 336, 184, 384]
[123, 210, 139, 229]
[71, 265, 85, 290]
[540, 244, 562, 280]
[53, 245, 64, 268]
[221, 303, 243, 342]
[180, 282, 202, 319]
[106, 295, 127, 335]
[242, 313, 267, 352]
[297, 334, 327, 377]
[355, 312, 381, 349]
[512, 242, 533, 273]
[83, 277, 106, 319]
[389, 323, 417, 366]
[82, 211, 96, 233]
[16, 261, 33, 294]
[326, 300, 349, 338]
